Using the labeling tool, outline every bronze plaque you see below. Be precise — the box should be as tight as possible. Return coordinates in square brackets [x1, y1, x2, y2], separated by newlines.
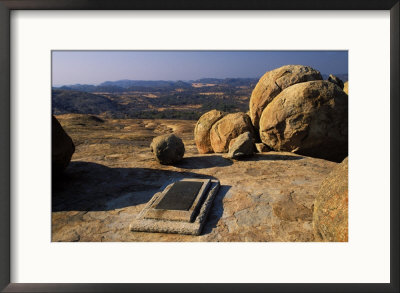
[155, 181, 203, 211]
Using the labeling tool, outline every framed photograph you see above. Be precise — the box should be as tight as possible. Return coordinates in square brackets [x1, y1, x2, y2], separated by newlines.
[1, 1, 399, 292]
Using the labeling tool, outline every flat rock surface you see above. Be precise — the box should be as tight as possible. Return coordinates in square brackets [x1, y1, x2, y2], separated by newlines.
[52, 114, 337, 242]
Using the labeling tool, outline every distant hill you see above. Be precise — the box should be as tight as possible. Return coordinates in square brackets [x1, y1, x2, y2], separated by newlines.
[54, 78, 258, 93]
[99, 78, 258, 88]
[52, 89, 120, 115]
[52, 81, 251, 120]
[58, 84, 126, 93]
[195, 78, 258, 86]
[99, 80, 189, 88]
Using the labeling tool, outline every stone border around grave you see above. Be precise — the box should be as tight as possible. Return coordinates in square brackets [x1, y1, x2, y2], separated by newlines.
[144, 178, 211, 222]
[129, 179, 220, 235]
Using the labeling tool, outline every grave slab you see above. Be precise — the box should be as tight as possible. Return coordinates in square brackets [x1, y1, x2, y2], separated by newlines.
[144, 178, 211, 222]
[130, 178, 220, 235]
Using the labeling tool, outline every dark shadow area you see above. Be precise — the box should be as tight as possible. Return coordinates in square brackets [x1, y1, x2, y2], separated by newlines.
[296, 146, 347, 163]
[52, 161, 218, 212]
[174, 155, 233, 169]
[201, 184, 231, 235]
[241, 153, 304, 161]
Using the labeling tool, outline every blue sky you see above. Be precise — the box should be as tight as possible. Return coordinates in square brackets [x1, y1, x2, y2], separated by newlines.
[52, 51, 348, 86]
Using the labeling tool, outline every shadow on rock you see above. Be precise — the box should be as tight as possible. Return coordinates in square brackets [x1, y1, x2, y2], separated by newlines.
[52, 161, 218, 212]
[243, 153, 304, 161]
[201, 184, 231, 235]
[174, 155, 233, 169]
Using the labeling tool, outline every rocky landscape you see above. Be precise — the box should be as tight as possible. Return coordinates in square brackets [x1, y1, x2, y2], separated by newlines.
[52, 65, 348, 242]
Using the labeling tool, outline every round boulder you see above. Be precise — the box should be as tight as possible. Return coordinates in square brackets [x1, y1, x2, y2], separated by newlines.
[150, 134, 185, 165]
[249, 65, 322, 129]
[313, 157, 348, 241]
[194, 109, 225, 154]
[259, 80, 348, 162]
[210, 112, 255, 153]
[52, 115, 75, 174]
[227, 131, 255, 159]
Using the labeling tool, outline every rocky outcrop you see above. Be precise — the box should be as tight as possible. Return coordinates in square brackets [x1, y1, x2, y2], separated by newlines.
[150, 134, 185, 165]
[249, 65, 323, 129]
[343, 81, 348, 94]
[327, 74, 344, 89]
[52, 115, 75, 174]
[52, 114, 339, 242]
[227, 131, 255, 159]
[313, 157, 348, 242]
[259, 80, 348, 162]
[210, 112, 255, 153]
[194, 110, 225, 154]
[273, 193, 313, 221]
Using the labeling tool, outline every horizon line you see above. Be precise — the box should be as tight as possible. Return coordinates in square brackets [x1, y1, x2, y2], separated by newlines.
[53, 73, 348, 87]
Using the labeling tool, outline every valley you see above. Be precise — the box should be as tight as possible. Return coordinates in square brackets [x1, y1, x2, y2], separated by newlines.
[52, 78, 258, 120]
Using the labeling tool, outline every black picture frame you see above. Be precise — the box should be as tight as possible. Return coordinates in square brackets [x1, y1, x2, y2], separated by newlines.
[0, 1, 399, 292]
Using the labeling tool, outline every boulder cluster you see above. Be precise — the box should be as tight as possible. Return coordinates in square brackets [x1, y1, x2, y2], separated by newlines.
[194, 65, 348, 162]
[194, 111, 257, 159]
